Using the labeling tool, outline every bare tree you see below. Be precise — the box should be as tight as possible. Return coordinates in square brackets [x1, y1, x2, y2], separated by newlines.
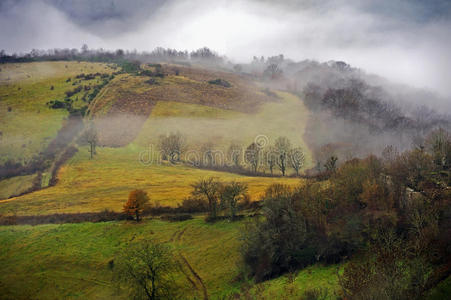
[265, 146, 277, 175]
[264, 63, 283, 79]
[191, 177, 222, 219]
[245, 142, 260, 173]
[158, 132, 186, 163]
[81, 123, 97, 159]
[227, 142, 242, 168]
[324, 156, 338, 172]
[201, 142, 216, 167]
[275, 137, 291, 176]
[289, 147, 305, 176]
[114, 241, 179, 300]
[220, 181, 248, 220]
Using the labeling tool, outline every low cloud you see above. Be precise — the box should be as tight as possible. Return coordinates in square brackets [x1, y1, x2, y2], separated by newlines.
[1, 0, 451, 98]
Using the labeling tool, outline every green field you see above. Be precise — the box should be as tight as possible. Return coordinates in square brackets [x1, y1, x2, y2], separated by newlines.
[0, 217, 341, 299]
[0, 61, 113, 163]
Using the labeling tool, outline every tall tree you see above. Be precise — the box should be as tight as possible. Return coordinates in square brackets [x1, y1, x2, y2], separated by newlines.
[191, 177, 221, 219]
[82, 123, 98, 159]
[220, 182, 248, 220]
[227, 142, 242, 168]
[289, 147, 305, 176]
[245, 142, 260, 173]
[265, 146, 277, 175]
[275, 137, 291, 176]
[114, 241, 179, 300]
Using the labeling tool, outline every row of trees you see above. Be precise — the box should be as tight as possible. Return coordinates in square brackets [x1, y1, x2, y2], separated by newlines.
[158, 133, 307, 176]
[190, 177, 248, 221]
[0, 46, 225, 66]
[122, 179, 249, 222]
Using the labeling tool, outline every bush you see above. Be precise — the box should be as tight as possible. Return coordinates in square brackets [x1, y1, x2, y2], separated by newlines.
[208, 78, 231, 87]
[177, 197, 209, 213]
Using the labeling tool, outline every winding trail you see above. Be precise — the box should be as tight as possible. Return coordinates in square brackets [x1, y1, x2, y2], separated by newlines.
[171, 226, 209, 300]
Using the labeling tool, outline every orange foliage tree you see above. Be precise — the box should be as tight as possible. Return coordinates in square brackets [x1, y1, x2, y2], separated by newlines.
[123, 189, 149, 222]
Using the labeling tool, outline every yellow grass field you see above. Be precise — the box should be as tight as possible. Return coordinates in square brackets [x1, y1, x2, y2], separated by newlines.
[0, 145, 303, 216]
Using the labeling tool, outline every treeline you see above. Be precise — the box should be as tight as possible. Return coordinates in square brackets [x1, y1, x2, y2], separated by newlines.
[0, 46, 225, 66]
[303, 78, 450, 135]
[241, 128, 450, 298]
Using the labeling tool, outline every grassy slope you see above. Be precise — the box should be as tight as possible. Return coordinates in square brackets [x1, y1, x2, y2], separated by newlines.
[0, 63, 312, 215]
[0, 62, 113, 199]
[0, 62, 338, 299]
[0, 61, 112, 163]
[0, 218, 340, 300]
[136, 91, 313, 164]
[0, 145, 302, 216]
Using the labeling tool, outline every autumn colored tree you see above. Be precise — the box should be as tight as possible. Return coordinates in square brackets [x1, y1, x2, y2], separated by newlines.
[124, 189, 149, 222]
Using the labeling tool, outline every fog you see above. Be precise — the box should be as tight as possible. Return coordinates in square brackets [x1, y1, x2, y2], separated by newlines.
[1, 0, 451, 99]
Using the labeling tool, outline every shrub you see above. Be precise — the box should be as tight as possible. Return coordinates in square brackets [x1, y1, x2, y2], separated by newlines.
[208, 78, 231, 87]
[177, 197, 209, 213]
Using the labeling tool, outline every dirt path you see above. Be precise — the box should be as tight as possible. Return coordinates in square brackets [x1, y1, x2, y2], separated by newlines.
[171, 226, 209, 300]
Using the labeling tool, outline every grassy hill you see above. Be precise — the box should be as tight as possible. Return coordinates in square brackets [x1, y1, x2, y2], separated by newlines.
[0, 61, 336, 299]
[0, 217, 341, 299]
[0, 61, 313, 209]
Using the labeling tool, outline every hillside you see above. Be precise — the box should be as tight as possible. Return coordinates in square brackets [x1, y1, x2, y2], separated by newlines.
[1, 59, 449, 300]
[0, 61, 312, 211]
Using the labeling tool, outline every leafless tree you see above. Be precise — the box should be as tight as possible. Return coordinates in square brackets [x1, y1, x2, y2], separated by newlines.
[289, 147, 305, 176]
[82, 123, 97, 159]
[191, 177, 222, 219]
[228, 142, 242, 168]
[245, 142, 260, 173]
[158, 132, 186, 163]
[265, 146, 277, 175]
[275, 137, 291, 176]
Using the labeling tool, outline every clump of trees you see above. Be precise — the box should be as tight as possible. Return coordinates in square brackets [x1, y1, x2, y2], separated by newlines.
[123, 189, 150, 222]
[241, 136, 450, 295]
[158, 132, 186, 163]
[113, 240, 180, 299]
[190, 177, 249, 221]
[243, 136, 305, 176]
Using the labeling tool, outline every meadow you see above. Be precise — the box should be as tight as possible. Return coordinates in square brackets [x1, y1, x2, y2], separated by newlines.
[0, 217, 341, 299]
[0, 145, 302, 216]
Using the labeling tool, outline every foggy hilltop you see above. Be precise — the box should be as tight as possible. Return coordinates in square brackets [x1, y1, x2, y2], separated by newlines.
[2, 0, 451, 97]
